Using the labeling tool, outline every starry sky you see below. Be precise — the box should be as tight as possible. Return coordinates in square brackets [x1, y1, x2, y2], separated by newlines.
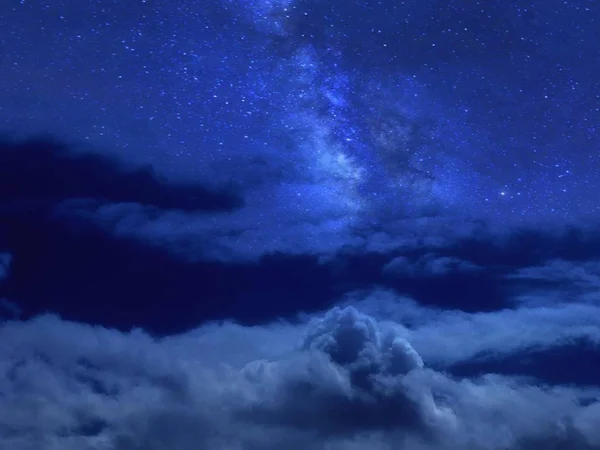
[2, 0, 600, 262]
[2, 0, 600, 449]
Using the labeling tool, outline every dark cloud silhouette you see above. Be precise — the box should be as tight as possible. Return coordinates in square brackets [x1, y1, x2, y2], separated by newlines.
[0, 211, 338, 332]
[0, 136, 243, 212]
[0, 253, 10, 282]
[5, 137, 600, 337]
[328, 251, 505, 313]
[383, 254, 481, 277]
[0, 298, 21, 320]
[4, 135, 599, 268]
[0, 137, 340, 332]
[448, 338, 600, 387]
[505, 259, 600, 306]
[7, 200, 600, 333]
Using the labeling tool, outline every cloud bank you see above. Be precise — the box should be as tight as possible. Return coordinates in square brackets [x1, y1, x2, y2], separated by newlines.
[1, 298, 599, 450]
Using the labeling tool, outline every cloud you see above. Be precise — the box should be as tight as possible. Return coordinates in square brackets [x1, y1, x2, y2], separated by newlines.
[1, 302, 599, 450]
[0, 253, 10, 281]
[255, 306, 434, 435]
[0, 45, 493, 264]
[8, 194, 600, 330]
[0, 136, 242, 212]
[0, 298, 21, 320]
[450, 337, 600, 387]
[8, 178, 600, 332]
[0, 200, 346, 330]
[383, 253, 481, 277]
[342, 289, 600, 368]
[507, 259, 600, 306]
[378, 251, 502, 312]
[0, 250, 19, 321]
[510, 259, 600, 285]
[54, 198, 366, 262]
[303, 306, 424, 376]
[3, 0, 600, 270]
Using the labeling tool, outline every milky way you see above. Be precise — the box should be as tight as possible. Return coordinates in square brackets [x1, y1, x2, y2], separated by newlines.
[1, 0, 599, 260]
[4, 2, 600, 449]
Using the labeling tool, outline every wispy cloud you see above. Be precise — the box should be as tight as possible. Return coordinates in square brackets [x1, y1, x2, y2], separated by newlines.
[508, 259, 600, 306]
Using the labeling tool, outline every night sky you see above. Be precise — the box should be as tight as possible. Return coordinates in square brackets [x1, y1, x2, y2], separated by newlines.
[1, 1, 600, 449]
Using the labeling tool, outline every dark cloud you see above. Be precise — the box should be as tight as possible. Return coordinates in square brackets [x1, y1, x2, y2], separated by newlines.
[506, 259, 600, 306]
[383, 253, 481, 277]
[0, 210, 339, 332]
[448, 338, 600, 387]
[2, 0, 600, 265]
[0, 298, 21, 320]
[0, 137, 342, 331]
[0, 253, 10, 282]
[0, 136, 243, 212]
[357, 226, 600, 312]
[327, 249, 504, 313]
[6, 139, 600, 339]
[7, 193, 600, 333]
[379, 253, 499, 312]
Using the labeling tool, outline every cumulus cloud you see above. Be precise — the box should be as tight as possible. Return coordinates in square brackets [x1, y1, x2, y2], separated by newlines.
[339, 289, 600, 367]
[1, 302, 599, 450]
[303, 306, 423, 378]
[247, 306, 435, 435]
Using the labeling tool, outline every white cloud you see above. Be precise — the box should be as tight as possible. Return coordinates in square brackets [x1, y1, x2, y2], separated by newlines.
[1, 302, 599, 450]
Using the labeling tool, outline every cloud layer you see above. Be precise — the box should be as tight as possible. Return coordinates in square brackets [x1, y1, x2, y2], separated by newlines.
[1, 298, 599, 450]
